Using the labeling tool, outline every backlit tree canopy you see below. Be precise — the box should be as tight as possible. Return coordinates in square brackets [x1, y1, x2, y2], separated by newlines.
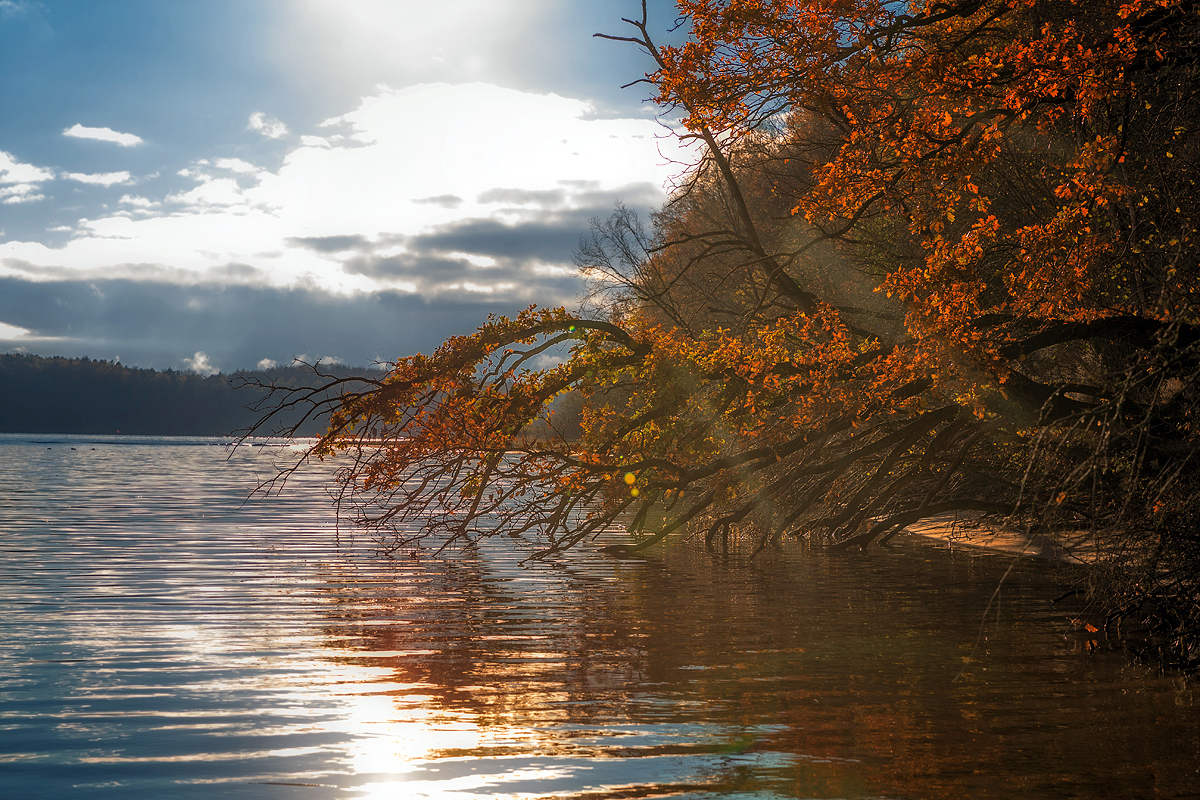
[254, 0, 1200, 664]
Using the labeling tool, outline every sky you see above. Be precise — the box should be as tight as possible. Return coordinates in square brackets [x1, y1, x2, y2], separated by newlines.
[0, 0, 690, 373]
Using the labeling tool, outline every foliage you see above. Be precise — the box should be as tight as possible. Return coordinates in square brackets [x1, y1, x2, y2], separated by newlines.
[260, 0, 1200, 666]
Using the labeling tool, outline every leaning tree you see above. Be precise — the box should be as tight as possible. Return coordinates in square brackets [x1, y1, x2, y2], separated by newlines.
[251, 0, 1200, 667]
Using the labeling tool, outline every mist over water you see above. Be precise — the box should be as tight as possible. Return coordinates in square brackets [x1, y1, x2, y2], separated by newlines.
[0, 434, 1197, 798]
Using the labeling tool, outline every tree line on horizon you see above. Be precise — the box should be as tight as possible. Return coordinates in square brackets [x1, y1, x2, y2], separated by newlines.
[0, 353, 360, 436]
[255, 0, 1200, 669]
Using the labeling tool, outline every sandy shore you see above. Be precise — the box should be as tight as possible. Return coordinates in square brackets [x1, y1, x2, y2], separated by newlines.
[899, 513, 1095, 564]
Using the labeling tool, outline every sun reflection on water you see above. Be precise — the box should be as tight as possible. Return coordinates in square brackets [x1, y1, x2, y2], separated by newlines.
[354, 766, 579, 800]
[309, 653, 603, 799]
[6, 437, 1200, 799]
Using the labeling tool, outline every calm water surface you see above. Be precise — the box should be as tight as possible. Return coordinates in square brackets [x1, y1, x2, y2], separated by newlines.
[0, 434, 1197, 799]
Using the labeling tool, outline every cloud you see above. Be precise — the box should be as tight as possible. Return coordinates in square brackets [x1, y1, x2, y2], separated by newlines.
[1, 84, 682, 304]
[0, 150, 54, 184]
[281, 181, 659, 299]
[183, 350, 219, 376]
[214, 158, 260, 174]
[342, 250, 478, 283]
[256, 358, 277, 370]
[290, 353, 343, 367]
[413, 194, 463, 208]
[205, 262, 269, 282]
[0, 275, 537, 370]
[65, 171, 132, 186]
[0, 151, 51, 203]
[477, 187, 567, 206]
[62, 123, 144, 147]
[338, 229, 589, 301]
[286, 234, 371, 253]
[0, 1, 33, 18]
[407, 217, 579, 264]
[248, 111, 289, 139]
[415, 182, 660, 262]
[0, 184, 44, 204]
[0, 320, 32, 338]
[166, 177, 249, 208]
[1, 254, 269, 286]
[119, 194, 161, 208]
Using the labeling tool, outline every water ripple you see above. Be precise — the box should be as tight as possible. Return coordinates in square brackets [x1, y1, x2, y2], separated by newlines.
[1, 433, 1198, 799]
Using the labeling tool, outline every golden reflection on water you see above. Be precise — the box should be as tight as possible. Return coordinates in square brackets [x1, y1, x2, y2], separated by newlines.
[282, 648, 606, 799]
[3, 436, 1200, 799]
[300, 537, 1200, 800]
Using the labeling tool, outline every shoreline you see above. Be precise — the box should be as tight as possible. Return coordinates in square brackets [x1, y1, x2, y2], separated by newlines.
[897, 512, 1094, 565]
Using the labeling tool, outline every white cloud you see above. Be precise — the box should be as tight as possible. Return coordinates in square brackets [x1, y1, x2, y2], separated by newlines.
[0, 184, 44, 204]
[256, 358, 277, 370]
[214, 158, 260, 174]
[256, 83, 683, 232]
[119, 194, 161, 208]
[458, 281, 512, 293]
[166, 177, 249, 208]
[290, 353, 342, 366]
[183, 350, 219, 376]
[248, 111, 288, 139]
[65, 171, 132, 186]
[62, 124, 144, 147]
[300, 135, 330, 148]
[1, 84, 685, 297]
[0, 320, 32, 339]
[0, 150, 54, 184]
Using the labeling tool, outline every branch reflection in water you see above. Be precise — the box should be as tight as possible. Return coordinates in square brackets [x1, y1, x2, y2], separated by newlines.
[0, 434, 1197, 798]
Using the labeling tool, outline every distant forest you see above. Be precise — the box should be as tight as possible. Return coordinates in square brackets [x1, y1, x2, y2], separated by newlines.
[0, 354, 363, 436]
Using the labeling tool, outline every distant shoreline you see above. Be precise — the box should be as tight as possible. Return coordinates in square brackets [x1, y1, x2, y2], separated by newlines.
[0, 353, 363, 437]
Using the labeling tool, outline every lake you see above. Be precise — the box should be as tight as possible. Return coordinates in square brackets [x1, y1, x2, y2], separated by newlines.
[1, 433, 1197, 798]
